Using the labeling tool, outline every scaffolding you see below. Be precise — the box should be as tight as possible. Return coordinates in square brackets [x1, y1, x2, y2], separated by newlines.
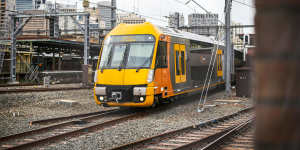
[9, 12, 90, 85]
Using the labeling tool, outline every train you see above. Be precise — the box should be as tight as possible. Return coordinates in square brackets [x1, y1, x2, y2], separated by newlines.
[93, 22, 243, 107]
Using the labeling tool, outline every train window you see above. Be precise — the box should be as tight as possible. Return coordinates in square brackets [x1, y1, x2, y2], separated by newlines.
[156, 41, 168, 68]
[99, 44, 113, 68]
[176, 51, 180, 75]
[181, 51, 185, 75]
[109, 44, 127, 68]
[126, 43, 154, 68]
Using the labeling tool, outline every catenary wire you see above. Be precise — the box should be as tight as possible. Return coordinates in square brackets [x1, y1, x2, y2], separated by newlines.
[232, 0, 255, 8]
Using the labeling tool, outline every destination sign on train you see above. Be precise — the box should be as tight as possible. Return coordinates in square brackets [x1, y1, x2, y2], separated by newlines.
[110, 35, 155, 43]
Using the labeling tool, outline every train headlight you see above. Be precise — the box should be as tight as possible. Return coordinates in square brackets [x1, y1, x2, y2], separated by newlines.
[139, 97, 144, 102]
[147, 70, 154, 83]
[99, 96, 104, 101]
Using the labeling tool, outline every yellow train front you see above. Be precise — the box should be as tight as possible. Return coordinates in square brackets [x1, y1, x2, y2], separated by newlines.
[94, 22, 230, 107]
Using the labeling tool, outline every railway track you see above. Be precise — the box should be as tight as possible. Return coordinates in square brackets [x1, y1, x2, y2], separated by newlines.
[0, 83, 41, 87]
[0, 109, 146, 150]
[0, 86, 92, 94]
[29, 109, 119, 125]
[110, 107, 254, 150]
[202, 119, 254, 150]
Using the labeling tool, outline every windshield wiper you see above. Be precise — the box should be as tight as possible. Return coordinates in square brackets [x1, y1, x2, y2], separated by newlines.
[136, 58, 151, 72]
[101, 51, 113, 73]
[118, 45, 129, 71]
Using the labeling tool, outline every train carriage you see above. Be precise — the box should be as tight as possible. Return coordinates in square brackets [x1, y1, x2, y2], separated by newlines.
[94, 22, 233, 107]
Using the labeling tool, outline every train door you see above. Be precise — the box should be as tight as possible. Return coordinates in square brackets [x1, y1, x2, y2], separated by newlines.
[155, 41, 169, 95]
[174, 44, 187, 83]
[217, 49, 223, 77]
[180, 45, 187, 82]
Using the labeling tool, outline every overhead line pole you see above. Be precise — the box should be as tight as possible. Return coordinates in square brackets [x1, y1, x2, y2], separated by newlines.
[111, 0, 116, 29]
[225, 0, 233, 95]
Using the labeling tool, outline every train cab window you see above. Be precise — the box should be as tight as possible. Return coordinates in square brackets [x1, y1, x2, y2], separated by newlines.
[181, 51, 185, 75]
[156, 41, 168, 68]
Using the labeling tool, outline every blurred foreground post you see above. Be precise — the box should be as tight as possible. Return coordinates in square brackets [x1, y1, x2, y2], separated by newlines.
[255, 0, 300, 149]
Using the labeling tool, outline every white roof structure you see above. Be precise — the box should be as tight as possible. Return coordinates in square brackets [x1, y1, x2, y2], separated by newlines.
[157, 26, 225, 47]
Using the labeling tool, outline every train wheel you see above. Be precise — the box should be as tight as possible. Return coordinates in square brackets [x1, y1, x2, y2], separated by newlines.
[152, 96, 160, 108]
[170, 97, 175, 102]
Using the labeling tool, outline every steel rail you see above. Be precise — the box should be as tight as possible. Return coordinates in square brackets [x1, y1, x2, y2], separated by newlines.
[201, 117, 255, 150]
[5, 113, 146, 150]
[0, 83, 42, 87]
[110, 107, 254, 150]
[29, 109, 119, 125]
[0, 86, 92, 94]
[0, 111, 146, 150]
[0, 109, 124, 142]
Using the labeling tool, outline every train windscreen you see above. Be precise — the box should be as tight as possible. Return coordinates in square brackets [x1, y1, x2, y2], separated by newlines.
[99, 35, 155, 70]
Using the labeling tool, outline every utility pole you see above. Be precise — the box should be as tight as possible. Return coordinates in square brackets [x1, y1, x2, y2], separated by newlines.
[82, 0, 90, 86]
[225, 0, 232, 95]
[10, 15, 17, 84]
[111, 0, 116, 29]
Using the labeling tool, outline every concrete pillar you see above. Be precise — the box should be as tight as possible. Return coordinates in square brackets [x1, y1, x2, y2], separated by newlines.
[29, 42, 33, 65]
[52, 52, 55, 70]
[58, 52, 62, 71]
[255, 0, 300, 149]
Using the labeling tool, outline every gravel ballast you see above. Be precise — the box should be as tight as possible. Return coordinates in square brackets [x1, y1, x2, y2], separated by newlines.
[0, 87, 253, 150]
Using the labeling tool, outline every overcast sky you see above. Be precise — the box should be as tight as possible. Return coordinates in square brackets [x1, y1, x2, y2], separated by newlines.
[51, 0, 255, 33]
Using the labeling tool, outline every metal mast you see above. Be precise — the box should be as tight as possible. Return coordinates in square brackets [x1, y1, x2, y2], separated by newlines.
[111, 0, 116, 29]
[225, 0, 232, 95]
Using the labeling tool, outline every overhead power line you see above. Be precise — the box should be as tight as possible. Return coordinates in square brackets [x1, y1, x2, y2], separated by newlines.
[88, 1, 168, 24]
[185, 0, 210, 14]
[232, 0, 255, 8]
[185, 0, 225, 25]
[170, 0, 197, 12]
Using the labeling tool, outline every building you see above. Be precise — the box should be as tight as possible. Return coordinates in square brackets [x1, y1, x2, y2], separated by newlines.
[16, 0, 45, 11]
[97, 1, 112, 29]
[188, 13, 218, 36]
[117, 13, 145, 25]
[0, 0, 16, 37]
[16, 0, 33, 11]
[168, 12, 184, 29]
[85, 7, 100, 28]
[188, 13, 218, 26]
[22, 10, 50, 36]
[33, 0, 45, 9]
[57, 3, 79, 35]
[231, 22, 244, 50]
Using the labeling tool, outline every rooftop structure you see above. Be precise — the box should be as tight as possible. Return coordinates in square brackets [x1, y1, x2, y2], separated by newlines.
[58, 3, 79, 35]
[168, 12, 184, 29]
[117, 13, 145, 25]
[188, 13, 219, 36]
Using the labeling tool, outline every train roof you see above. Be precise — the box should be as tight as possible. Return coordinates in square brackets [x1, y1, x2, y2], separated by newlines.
[157, 26, 224, 46]
[109, 22, 224, 47]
